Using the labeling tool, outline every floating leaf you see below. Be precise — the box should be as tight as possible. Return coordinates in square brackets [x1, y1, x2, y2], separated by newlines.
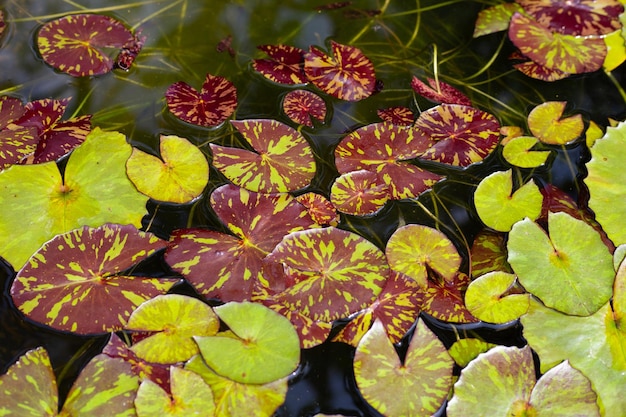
[304, 40, 376, 101]
[508, 212, 614, 316]
[354, 319, 454, 417]
[261, 301, 333, 348]
[165, 73, 237, 127]
[448, 339, 496, 367]
[252, 44, 307, 84]
[126, 294, 220, 364]
[126, 134, 209, 203]
[0, 127, 148, 270]
[211, 119, 316, 193]
[502, 135, 551, 167]
[195, 301, 300, 384]
[414, 104, 500, 167]
[473, 169, 543, 232]
[330, 170, 389, 216]
[295, 192, 339, 226]
[11, 224, 177, 334]
[527, 101, 584, 145]
[473, 3, 524, 37]
[603, 28, 626, 71]
[282, 89, 326, 126]
[470, 229, 512, 278]
[0, 96, 38, 169]
[37, 14, 136, 77]
[410, 77, 472, 106]
[585, 119, 626, 246]
[165, 184, 316, 301]
[415, 271, 477, 323]
[386, 224, 462, 288]
[508, 12, 607, 74]
[376, 106, 414, 125]
[465, 271, 530, 323]
[512, 55, 570, 81]
[135, 366, 215, 417]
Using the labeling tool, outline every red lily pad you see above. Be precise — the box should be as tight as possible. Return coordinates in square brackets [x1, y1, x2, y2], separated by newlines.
[415, 271, 477, 323]
[295, 192, 339, 226]
[282, 89, 327, 126]
[10, 224, 178, 334]
[165, 73, 237, 127]
[0, 96, 38, 169]
[304, 40, 376, 101]
[414, 104, 501, 167]
[377, 106, 414, 126]
[470, 229, 512, 278]
[165, 184, 316, 301]
[252, 44, 307, 84]
[411, 77, 472, 106]
[211, 119, 316, 193]
[509, 12, 607, 74]
[262, 301, 333, 348]
[330, 170, 389, 216]
[37, 14, 137, 77]
[512, 56, 570, 81]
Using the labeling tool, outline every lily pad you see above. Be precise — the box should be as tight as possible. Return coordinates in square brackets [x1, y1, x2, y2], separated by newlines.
[502, 135, 551, 167]
[330, 170, 389, 216]
[211, 119, 316, 193]
[0, 96, 38, 169]
[473, 169, 543, 232]
[470, 229, 512, 278]
[527, 101, 584, 145]
[282, 89, 326, 126]
[353, 319, 454, 417]
[410, 77, 472, 106]
[376, 106, 414, 125]
[295, 192, 339, 226]
[126, 294, 220, 364]
[473, 3, 524, 37]
[126, 134, 209, 203]
[414, 271, 477, 323]
[11, 224, 177, 334]
[508, 212, 614, 316]
[194, 301, 300, 384]
[252, 44, 307, 84]
[465, 271, 530, 323]
[448, 338, 496, 367]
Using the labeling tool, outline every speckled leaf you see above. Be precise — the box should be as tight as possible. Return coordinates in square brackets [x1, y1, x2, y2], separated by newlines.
[473, 169, 543, 232]
[465, 271, 530, 323]
[410, 77, 472, 106]
[166, 73, 237, 127]
[304, 40, 376, 101]
[135, 366, 215, 417]
[211, 119, 316, 193]
[509, 12, 607, 74]
[61, 354, 139, 417]
[470, 229, 512, 278]
[330, 170, 389, 216]
[0, 127, 149, 270]
[10, 224, 177, 334]
[126, 134, 209, 203]
[516, 0, 623, 36]
[165, 184, 316, 301]
[261, 302, 333, 348]
[585, 119, 626, 246]
[508, 212, 614, 316]
[282, 89, 326, 126]
[415, 104, 500, 167]
[263, 227, 389, 322]
[376, 106, 414, 125]
[126, 294, 218, 364]
[386, 224, 462, 288]
[0, 347, 57, 416]
[295, 192, 339, 226]
[333, 270, 421, 346]
[252, 44, 307, 84]
[448, 339, 496, 367]
[473, 3, 524, 37]
[527, 101, 584, 145]
[502, 136, 551, 167]
[0, 11, 5, 38]
[37, 14, 135, 77]
[186, 355, 288, 417]
[354, 319, 454, 417]
[415, 271, 477, 323]
[0, 96, 38, 168]
[512, 55, 570, 81]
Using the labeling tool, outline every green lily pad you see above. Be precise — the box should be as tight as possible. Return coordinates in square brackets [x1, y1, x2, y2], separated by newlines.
[465, 271, 530, 323]
[126, 134, 209, 203]
[527, 101, 584, 145]
[0, 127, 148, 270]
[473, 3, 523, 37]
[126, 294, 220, 364]
[473, 169, 543, 232]
[194, 301, 300, 384]
[135, 366, 215, 417]
[353, 319, 454, 416]
[501, 135, 551, 167]
[508, 212, 614, 316]
[448, 338, 496, 368]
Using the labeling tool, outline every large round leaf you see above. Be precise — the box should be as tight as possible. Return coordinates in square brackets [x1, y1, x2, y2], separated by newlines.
[330, 170, 390, 216]
[210, 119, 316, 193]
[11, 224, 177, 334]
[126, 294, 220, 364]
[507, 212, 614, 316]
[354, 319, 454, 417]
[126, 134, 209, 203]
[194, 301, 300, 384]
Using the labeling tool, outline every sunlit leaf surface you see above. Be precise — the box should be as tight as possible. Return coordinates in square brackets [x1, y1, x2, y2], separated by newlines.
[252, 44, 307, 84]
[282, 89, 326, 126]
[376, 106, 414, 125]
[512, 56, 571, 81]
[211, 119, 316, 193]
[166, 73, 237, 127]
[10, 224, 177, 334]
[527, 101, 584, 145]
[473, 3, 524, 37]
[354, 319, 454, 417]
[126, 134, 209, 203]
[502, 135, 551, 167]
[330, 170, 389, 216]
[410, 77, 472, 106]
[126, 294, 219, 364]
[0, 96, 38, 169]
[304, 40, 376, 101]
[37, 14, 136, 77]
[465, 271, 530, 323]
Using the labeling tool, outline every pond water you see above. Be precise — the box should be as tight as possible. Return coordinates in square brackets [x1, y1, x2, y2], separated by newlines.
[1, 0, 625, 416]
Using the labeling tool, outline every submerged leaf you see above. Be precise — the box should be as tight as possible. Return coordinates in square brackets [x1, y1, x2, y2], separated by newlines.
[376, 106, 414, 125]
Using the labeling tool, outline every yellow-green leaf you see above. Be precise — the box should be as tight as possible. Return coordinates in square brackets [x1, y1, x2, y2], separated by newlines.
[502, 135, 551, 167]
[527, 101, 584, 145]
[465, 271, 530, 323]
